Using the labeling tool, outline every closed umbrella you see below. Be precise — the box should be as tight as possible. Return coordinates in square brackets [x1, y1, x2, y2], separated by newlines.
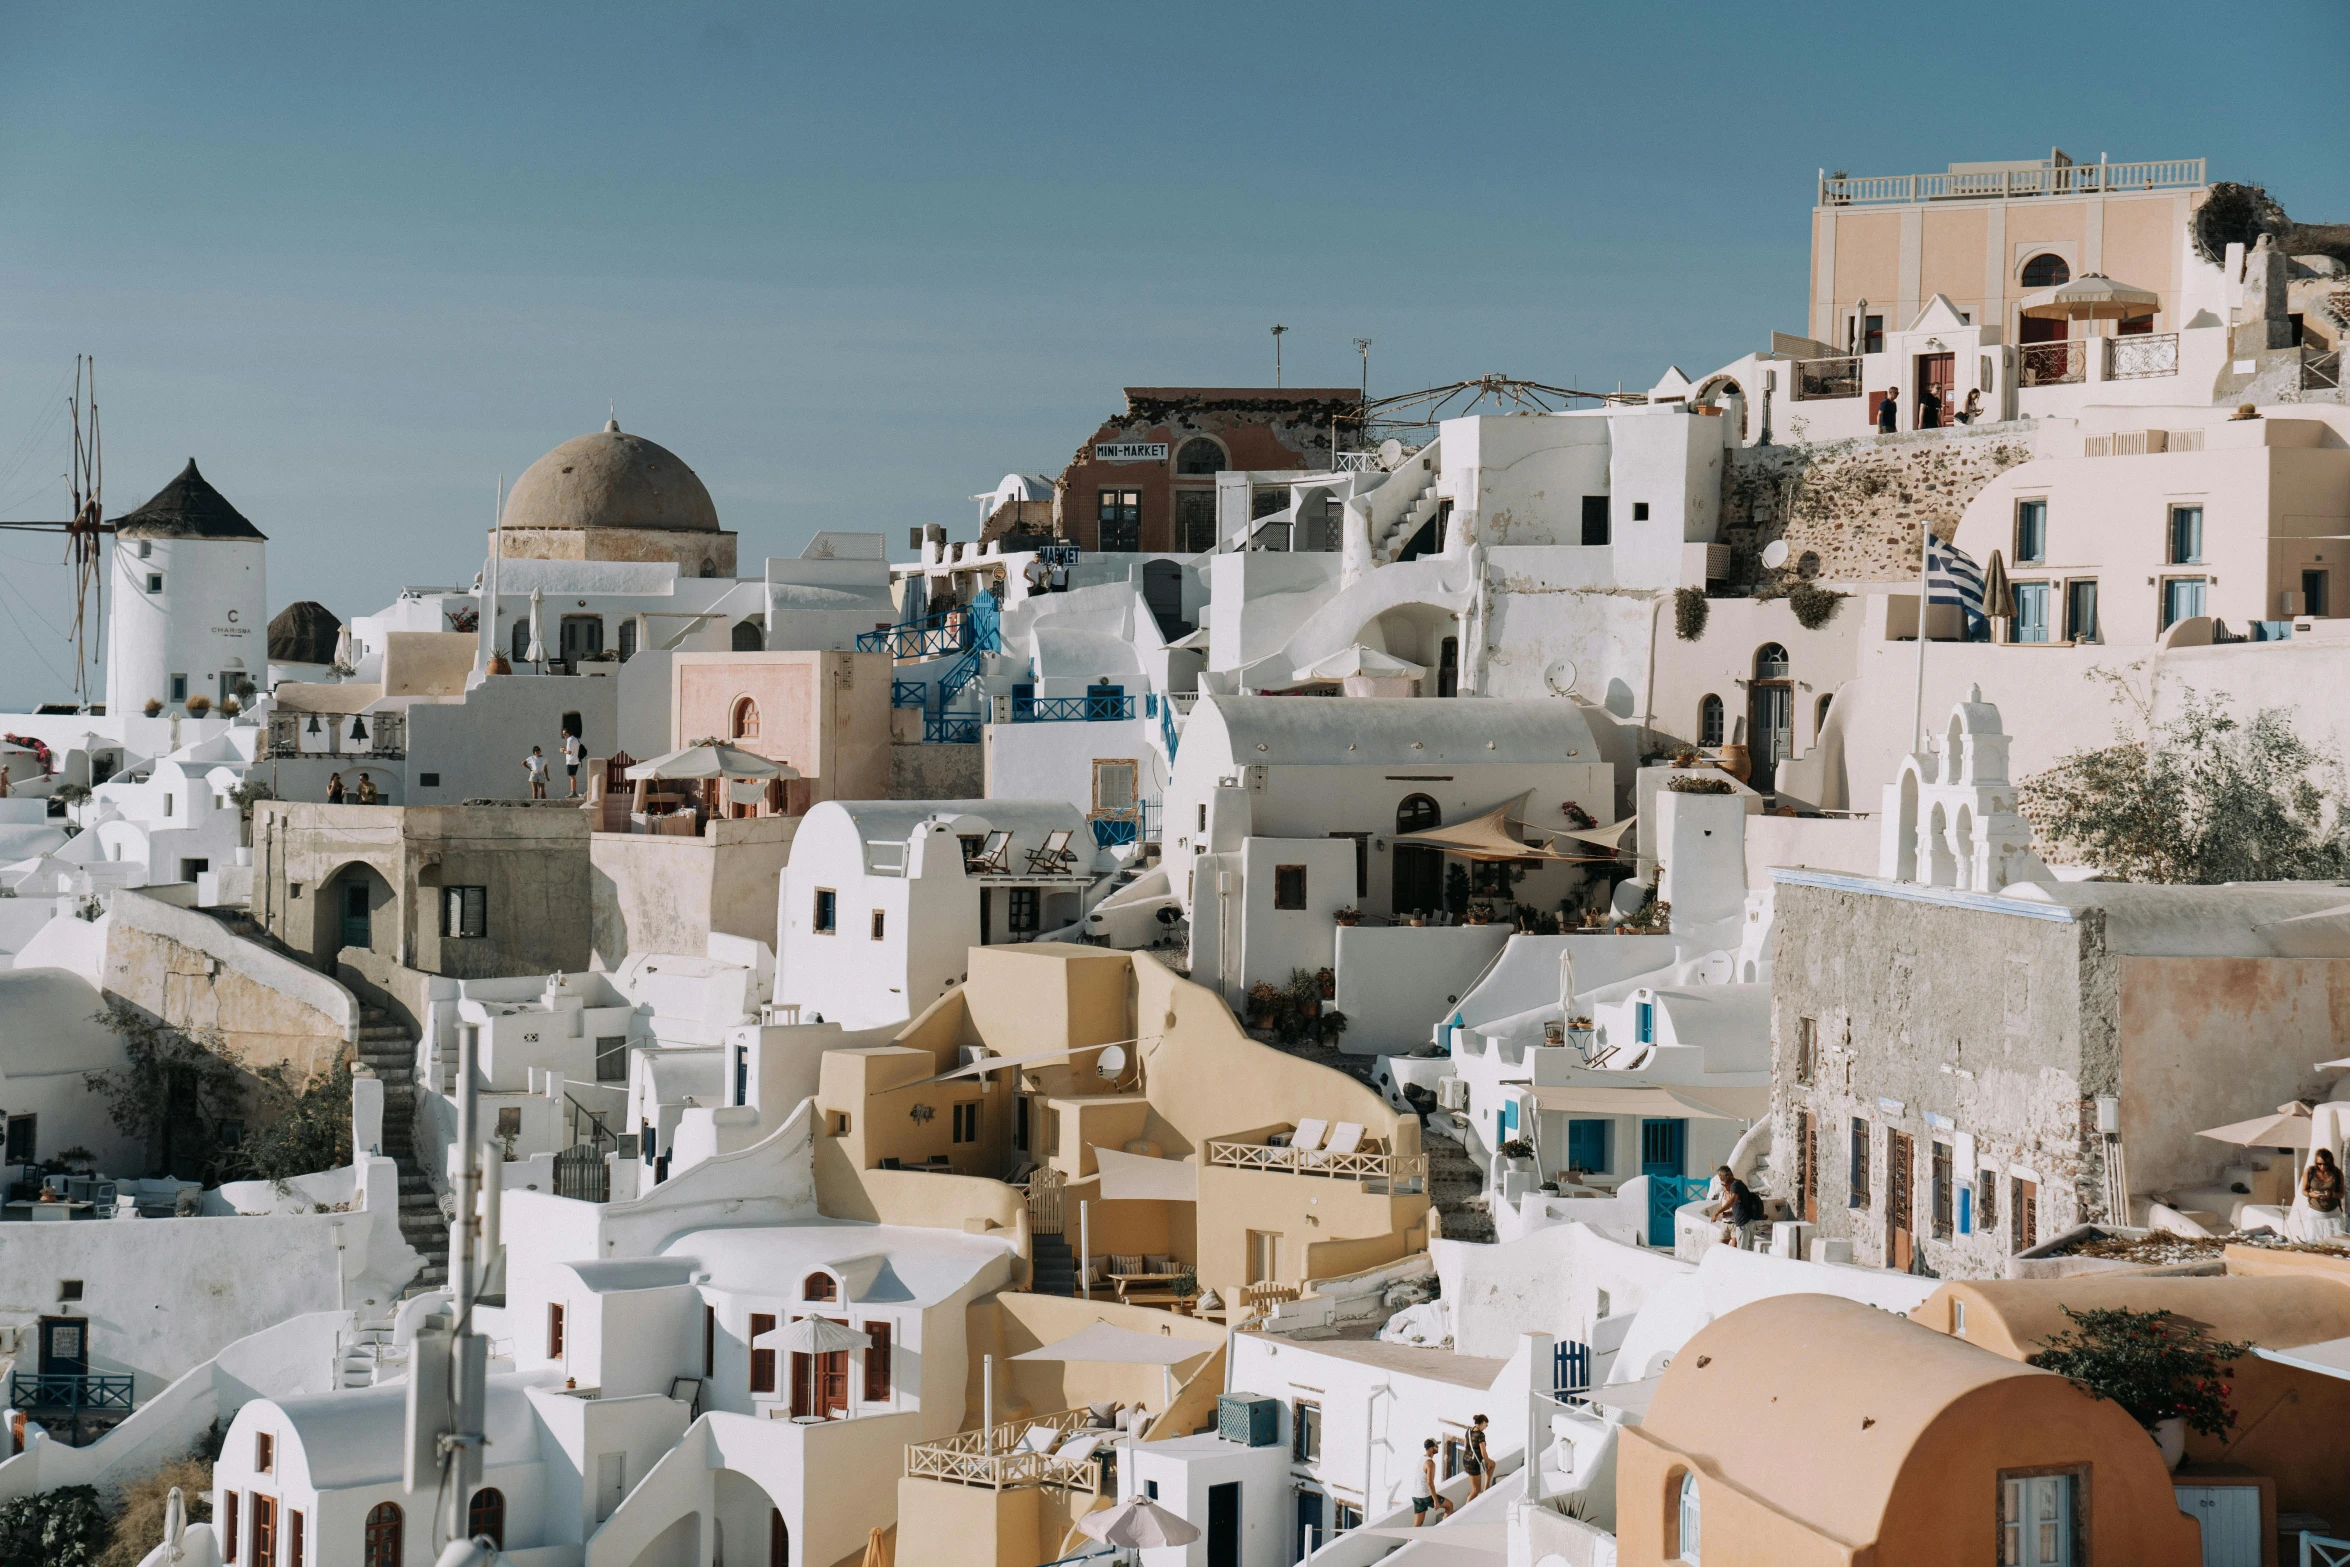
[858, 1525, 894, 1567]
[525, 587, 547, 666]
[2197, 1102, 2316, 1150]
[768, 1315, 870, 1355]
[1076, 1497, 1202, 1549]
[1982, 550, 2015, 621]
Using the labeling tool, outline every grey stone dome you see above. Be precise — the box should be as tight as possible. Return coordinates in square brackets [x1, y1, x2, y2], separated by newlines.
[501, 420, 719, 533]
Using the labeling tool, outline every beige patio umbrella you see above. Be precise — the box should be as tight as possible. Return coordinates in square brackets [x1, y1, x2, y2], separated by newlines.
[1076, 1496, 1203, 1549]
[2019, 273, 2161, 325]
[624, 742, 794, 781]
[2197, 1102, 2316, 1150]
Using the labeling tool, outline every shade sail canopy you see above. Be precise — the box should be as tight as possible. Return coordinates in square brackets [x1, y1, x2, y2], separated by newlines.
[901, 1037, 1134, 1090]
[1292, 644, 1427, 682]
[1092, 1144, 1197, 1202]
[1011, 1321, 1215, 1367]
[1525, 1084, 1771, 1121]
[1391, 793, 1586, 863]
[1558, 816, 1637, 852]
[2197, 1102, 2315, 1150]
[2019, 273, 2162, 321]
[764, 1316, 870, 1355]
[626, 741, 797, 781]
[2255, 1338, 2350, 1382]
[1077, 1497, 1202, 1548]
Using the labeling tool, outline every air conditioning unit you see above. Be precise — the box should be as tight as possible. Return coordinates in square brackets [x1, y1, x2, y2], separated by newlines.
[1217, 1393, 1281, 1448]
[1437, 1077, 1470, 1111]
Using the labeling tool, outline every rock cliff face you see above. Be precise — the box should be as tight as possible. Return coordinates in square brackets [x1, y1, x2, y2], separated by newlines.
[1723, 425, 2035, 584]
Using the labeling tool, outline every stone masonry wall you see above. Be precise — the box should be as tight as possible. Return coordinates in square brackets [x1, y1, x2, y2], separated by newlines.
[1723, 422, 2035, 584]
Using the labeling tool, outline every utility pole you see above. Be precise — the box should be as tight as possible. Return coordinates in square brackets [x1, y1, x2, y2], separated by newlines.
[1354, 338, 1372, 400]
[406, 1022, 499, 1567]
[1271, 324, 1287, 388]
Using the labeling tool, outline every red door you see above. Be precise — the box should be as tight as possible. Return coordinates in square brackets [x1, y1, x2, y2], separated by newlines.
[1917, 353, 1955, 426]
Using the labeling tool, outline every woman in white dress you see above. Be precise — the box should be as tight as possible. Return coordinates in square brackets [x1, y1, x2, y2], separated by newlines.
[2292, 1148, 2349, 1242]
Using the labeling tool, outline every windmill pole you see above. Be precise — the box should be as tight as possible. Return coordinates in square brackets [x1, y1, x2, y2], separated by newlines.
[1271, 324, 1287, 388]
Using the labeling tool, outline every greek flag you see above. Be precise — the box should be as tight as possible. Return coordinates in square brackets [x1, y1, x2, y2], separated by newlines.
[1926, 536, 1987, 634]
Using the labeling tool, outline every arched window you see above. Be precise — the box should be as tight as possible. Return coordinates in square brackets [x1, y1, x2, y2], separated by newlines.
[1816, 693, 1834, 733]
[2021, 252, 2070, 289]
[364, 1502, 402, 1567]
[1698, 695, 1724, 747]
[732, 698, 761, 741]
[804, 1271, 838, 1302]
[1676, 1471, 1702, 1563]
[1754, 643, 1790, 681]
[700, 559, 718, 578]
[466, 1489, 505, 1549]
[1174, 437, 1226, 475]
[1396, 794, 1441, 834]
[732, 618, 764, 652]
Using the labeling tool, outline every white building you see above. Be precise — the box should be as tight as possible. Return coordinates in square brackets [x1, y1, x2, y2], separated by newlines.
[105, 461, 268, 719]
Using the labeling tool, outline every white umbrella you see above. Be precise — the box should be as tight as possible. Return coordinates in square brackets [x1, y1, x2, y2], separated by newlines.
[766, 1315, 870, 1355]
[1076, 1497, 1202, 1549]
[2198, 1103, 2316, 1151]
[525, 587, 546, 665]
[625, 742, 796, 782]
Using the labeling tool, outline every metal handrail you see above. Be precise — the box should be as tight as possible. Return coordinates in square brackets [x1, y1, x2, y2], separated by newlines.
[2107, 333, 2180, 380]
[2019, 340, 2086, 387]
[890, 679, 928, 709]
[1821, 158, 2204, 206]
[1012, 695, 1136, 722]
[1793, 356, 1862, 401]
[10, 1372, 134, 1411]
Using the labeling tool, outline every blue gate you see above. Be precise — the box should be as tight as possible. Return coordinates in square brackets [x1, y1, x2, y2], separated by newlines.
[1647, 1175, 1710, 1247]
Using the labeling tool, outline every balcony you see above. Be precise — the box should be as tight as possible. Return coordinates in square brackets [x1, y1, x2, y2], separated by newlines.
[1011, 693, 1137, 723]
[1820, 158, 2205, 206]
[2107, 332, 2180, 381]
[11, 1371, 134, 1442]
[2020, 340, 2086, 387]
[904, 1407, 1111, 1492]
[1792, 355, 1862, 401]
[1205, 1135, 1427, 1192]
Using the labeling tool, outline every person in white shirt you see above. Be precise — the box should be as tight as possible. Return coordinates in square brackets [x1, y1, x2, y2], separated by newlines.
[561, 731, 584, 797]
[1412, 1438, 1453, 1527]
[524, 746, 549, 800]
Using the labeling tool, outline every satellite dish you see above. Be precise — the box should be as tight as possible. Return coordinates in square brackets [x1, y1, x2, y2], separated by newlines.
[1759, 540, 1791, 570]
[1095, 1044, 1129, 1079]
[1378, 438, 1404, 470]
[1544, 658, 1579, 697]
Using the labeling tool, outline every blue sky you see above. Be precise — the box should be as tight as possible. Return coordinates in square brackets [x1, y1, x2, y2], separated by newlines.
[0, 1, 2344, 705]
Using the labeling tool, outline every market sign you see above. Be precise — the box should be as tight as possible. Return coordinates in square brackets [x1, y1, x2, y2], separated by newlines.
[1093, 442, 1168, 463]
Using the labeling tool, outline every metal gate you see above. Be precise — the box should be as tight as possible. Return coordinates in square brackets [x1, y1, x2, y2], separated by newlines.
[554, 1144, 609, 1203]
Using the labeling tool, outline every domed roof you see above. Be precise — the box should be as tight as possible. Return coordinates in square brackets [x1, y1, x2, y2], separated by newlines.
[501, 421, 719, 534]
[269, 600, 343, 664]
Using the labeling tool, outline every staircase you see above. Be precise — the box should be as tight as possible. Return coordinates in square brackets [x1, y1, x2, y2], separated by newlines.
[356, 1005, 450, 1298]
[1425, 1127, 1494, 1244]
[1372, 474, 1443, 563]
[337, 1308, 397, 1388]
[1030, 1232, 1078, 1296]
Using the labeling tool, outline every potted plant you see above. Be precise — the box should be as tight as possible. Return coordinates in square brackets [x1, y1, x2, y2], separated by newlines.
[1671, 745, 1699, 769]
[185, 694, 212, 717]
[1334, 907, 1361, 927]
[2026, 1305, 2249, 1469]
[142, 698, 163, 717]
[1317, 1009, 1349, 1049]
[1463, 900, 1494, 926]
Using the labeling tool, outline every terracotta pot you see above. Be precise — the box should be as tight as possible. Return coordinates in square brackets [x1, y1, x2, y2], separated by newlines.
[1717, 743, 1753, 783]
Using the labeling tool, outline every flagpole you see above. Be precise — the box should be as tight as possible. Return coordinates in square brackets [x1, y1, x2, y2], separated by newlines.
[1911, 523, 1932, 754]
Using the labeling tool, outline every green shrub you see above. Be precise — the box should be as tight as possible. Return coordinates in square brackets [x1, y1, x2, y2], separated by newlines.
[1786, 580, 1847, 629]
[0, 1485, 110, 1567]
[2027, 1305, 2249, 1437]
[1673, 586, 1709, 641]
[1666, 775, 1735, 795]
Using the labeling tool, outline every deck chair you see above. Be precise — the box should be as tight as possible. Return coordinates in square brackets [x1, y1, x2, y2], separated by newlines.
[1284, 1118, 1329, 1162]
[1305, 1122, 1365, 1169]
[1024, 827, 1077, 875]
[966, 829, 1013, 875]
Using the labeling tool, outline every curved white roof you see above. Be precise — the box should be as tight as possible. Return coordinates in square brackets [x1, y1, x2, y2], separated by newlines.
[659, 1220, 1010, 1305]
[267, 1374, 550, 1490]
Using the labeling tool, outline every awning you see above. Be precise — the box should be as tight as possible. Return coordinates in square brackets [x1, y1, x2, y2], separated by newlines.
[1092, 1145, 1197, 1202]
[1012, 1322, 1215, 1367]
[626, 741, 798, 782]
[1391, 793, 1588, 863]
[1291, 644, 1426, 682]
[1524, 1084, 1771, 1121]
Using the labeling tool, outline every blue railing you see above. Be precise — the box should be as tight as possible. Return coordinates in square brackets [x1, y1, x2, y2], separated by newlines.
[925, 715, 983, 743]
[1012, 694, 1136, 722]
[888, 598, 1001, 743]
[1152, 692, 1180, 761]
[858, 612, 966, 659]
[1647, 1175, 1711, 1247]
[891, 680, 928, 709]
[11, 1372, 134, 1412]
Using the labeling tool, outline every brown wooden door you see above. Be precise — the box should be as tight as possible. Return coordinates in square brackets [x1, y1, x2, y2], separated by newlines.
[1917, 353, 1955, 424]
[789, 1318, 851, 1419]
[1886, 1131, 1915, 1271]
[1799, 1112, 1818, 1225]
[2013, 1178, 2038, 1253]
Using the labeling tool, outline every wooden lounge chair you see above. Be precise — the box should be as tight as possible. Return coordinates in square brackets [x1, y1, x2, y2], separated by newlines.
[1284, 1119, 1329, 1163]
[1024, 827, 1077, 875]
[966, 829, 1013, 875]
[1304, 1121, 1365, 1169]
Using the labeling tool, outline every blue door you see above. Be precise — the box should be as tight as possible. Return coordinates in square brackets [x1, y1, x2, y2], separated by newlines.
[1642, 1118, 1689, 1245]
[341, 881, 372, 949]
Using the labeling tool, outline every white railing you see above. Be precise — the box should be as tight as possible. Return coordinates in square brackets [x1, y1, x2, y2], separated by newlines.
[2020, 340, 2086, 387]
[1333, 451, 1383, 472]
[1205, 1137, 1427, 1188]
[904, 1406, 1105, 1491]
[2108, 333, 2180, 380]
[1821, 158, 2205, 206]
[1167, 692, 1201, 715]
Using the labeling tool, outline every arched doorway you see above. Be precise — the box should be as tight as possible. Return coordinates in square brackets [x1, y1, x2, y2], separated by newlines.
[1392, 794, 1443, 917]
[1747, 644, 1792, 793]
[323, 862, 396, 964]
[714, 1468, 787, 1567]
